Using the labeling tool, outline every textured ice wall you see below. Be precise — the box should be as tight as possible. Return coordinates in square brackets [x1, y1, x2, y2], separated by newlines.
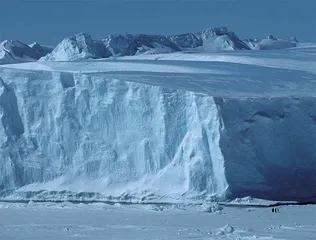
[216, 98, 316, 202]
[0, 69, 228, 201]
[0, 69, 315, 202]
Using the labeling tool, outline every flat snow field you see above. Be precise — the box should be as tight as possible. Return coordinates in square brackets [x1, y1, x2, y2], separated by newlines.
[0, 202, 315, 240]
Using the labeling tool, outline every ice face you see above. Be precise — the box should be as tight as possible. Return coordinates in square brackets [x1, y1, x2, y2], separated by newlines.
[0, 70, 229, 201]
[0, 47, 315, 203]
[216, 98, 316, 202]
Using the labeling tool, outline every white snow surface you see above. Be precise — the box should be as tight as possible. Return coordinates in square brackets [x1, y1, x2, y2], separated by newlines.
[0, 46, 315, 203]
[0, 202, 315, 240]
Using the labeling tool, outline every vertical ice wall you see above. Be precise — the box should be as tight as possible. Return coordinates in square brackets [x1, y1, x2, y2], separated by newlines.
[2, 68, 313, 202]
[216, 97, 316, 202]
[0, 69, 228, 201]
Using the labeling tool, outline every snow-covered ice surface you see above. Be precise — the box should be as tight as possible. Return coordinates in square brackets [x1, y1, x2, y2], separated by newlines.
[0, 45, 315, 204]
[0, 202, 315, 240]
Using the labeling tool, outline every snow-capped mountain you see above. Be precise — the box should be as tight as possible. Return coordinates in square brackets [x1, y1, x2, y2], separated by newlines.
[29, 42, 54, 57]
[42, 33, 181, 61]
[201, 27, 250, 50]
[102, 34, 181, 56]
[44, 27, 251, 61]
[244, 35, 298, 50]
[168, 33, 203, 49]
[40, 33, 111, 61]
[1, 27, 300, 64]
[0, 40, 42, 64]
[168, 27, 250, 50]
[0, 40, 53, 65]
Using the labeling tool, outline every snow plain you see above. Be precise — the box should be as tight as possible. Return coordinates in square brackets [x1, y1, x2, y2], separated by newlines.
[0, 202, 315, 240]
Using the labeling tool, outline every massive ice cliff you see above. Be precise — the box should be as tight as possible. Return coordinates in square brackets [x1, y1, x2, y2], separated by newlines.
[0, 47, 315, 203]
[216, 98, 316, 201]
[0, 70, 229, 202]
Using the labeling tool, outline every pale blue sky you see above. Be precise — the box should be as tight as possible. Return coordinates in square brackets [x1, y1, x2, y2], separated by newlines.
[1, 0, 315, 45]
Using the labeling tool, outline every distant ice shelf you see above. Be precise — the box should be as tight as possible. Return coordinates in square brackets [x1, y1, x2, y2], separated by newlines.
[0, 46, 315, 203]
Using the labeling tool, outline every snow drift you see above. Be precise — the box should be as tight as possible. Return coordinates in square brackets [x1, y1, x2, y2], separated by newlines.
[0, 46, 315, 203]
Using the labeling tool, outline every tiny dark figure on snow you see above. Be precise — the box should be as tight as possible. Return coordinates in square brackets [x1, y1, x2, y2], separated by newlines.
[272, 207, 280, 213]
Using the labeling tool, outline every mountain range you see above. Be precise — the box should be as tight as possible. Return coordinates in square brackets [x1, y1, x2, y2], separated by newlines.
[0, 27, 299, 64]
